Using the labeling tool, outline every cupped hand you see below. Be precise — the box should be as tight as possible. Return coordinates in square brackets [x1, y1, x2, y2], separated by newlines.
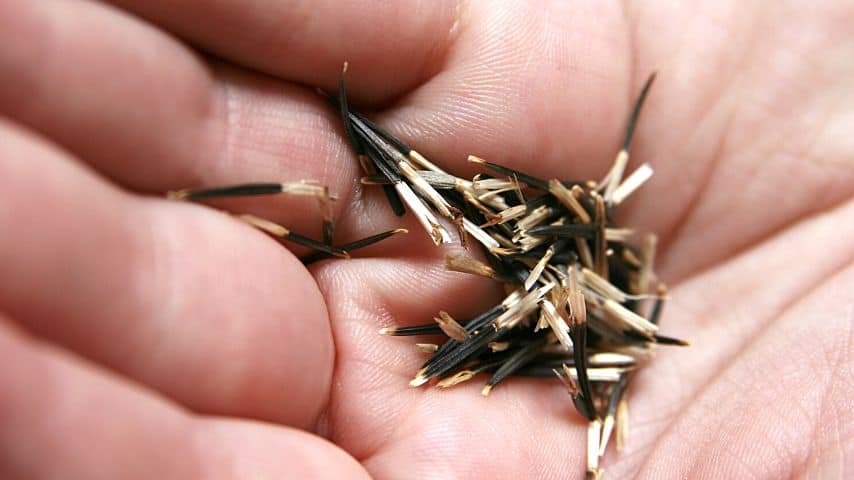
[1, 1, 852, 478]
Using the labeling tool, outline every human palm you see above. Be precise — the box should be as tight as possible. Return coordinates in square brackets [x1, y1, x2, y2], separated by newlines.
[1, 1, 851, 478]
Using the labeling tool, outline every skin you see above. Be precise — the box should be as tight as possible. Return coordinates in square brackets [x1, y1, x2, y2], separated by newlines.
[0, 0, 852, 478]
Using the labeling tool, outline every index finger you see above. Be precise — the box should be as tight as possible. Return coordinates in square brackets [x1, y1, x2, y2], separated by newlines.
[106, 0, 463, 104]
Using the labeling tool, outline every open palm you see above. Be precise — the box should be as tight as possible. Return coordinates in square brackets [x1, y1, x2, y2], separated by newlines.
[1, 1, 851, 478]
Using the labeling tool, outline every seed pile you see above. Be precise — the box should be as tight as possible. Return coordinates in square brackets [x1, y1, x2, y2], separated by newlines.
[330, 66, 687, 479]
[169, 65, 687, 480]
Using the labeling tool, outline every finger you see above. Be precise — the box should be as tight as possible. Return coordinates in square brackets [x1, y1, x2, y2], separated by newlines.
[0, 0, 367, 242]
[371, 1, 633, 182]
[0, 0, 218, 189]
[0, 318, 371, 480]
[0, 119, 333, 428]
[106, 0, 462, 104]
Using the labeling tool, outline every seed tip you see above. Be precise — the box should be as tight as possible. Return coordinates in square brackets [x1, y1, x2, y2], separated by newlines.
[167, 189, 189, 200]
[409, 372, 429, 387]
[585, 468, 603, 480]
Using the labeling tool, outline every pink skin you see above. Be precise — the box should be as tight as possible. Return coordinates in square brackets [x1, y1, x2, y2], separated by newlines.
[0, 0, 852, 478]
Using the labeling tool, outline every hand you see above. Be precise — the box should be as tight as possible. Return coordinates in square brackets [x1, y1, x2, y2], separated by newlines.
[1, 1, 851, 478]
